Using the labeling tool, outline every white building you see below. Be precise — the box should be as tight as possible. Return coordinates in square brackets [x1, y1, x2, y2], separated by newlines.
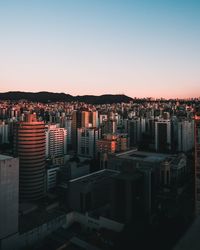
[45, 124, 67, 158]
[99, 114, 107, 125]
[177, 120, 194, 152]
[0, 155, 19, 240]
[77, 127, 101, 158]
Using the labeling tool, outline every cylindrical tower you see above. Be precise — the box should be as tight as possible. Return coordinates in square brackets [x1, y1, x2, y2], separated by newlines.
[14, 113, 45, 201]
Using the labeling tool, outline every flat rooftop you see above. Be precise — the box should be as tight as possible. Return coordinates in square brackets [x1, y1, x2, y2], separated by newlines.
[117, 150, 173, 163]
[114, 172, 143, 181]
[69, 169, 119, 184]
[0, 154, 13, 160]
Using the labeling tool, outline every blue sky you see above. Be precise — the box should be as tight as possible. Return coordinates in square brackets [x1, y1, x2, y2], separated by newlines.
[0, 0, 200, 98]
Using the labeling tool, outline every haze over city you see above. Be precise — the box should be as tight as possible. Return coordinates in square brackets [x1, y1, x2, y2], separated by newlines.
[0, 0, 200, 98]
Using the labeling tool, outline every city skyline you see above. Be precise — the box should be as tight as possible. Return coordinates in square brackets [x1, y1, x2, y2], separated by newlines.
[0, 88, 199, 250]
[0, 90, 200, 100]
[1, 0, 200, 98]
[1, 1, 200, 249]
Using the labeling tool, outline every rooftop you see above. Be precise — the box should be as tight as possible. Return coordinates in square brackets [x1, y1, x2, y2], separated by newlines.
[117, 150, 173, 163]
[114, 172, 143, 181]
[69, 169, 119, 184]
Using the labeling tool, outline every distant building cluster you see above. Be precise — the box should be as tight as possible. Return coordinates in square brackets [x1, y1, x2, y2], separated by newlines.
[0, 98, 199, 249]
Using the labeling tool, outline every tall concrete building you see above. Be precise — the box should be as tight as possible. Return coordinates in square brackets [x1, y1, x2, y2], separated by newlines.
[45, 124, 67, 158]
[14, 113, 45, 201]
[195, 113, 200, 216]
[77, 127, 101, 158]
[177, 120, 194, 152]
[81, 111, 90, 128]
[101, 119, 117, 134]
[71, 110, 82, 151]
[0, 155, 19, 241]
[128, 118, 141, 147]
[0, 121, 9, 144]
[90, 110, 99, 128]
[155, 119, 171, 152]
[65, 116, 72, 147]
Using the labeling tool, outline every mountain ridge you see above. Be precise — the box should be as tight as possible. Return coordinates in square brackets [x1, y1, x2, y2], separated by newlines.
[0, 91, 133, 104]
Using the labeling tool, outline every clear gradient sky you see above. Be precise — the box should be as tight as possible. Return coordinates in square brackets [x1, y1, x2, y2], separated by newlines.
[0, 0, 200, 98]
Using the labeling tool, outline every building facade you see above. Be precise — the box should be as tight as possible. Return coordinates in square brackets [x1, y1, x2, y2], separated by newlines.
[45, 124, 67, 158]
[0, 155, 19, 240]
[155, 119, 171, 152]
[14, 113, 46, 201]
[77, 127, 101, 158]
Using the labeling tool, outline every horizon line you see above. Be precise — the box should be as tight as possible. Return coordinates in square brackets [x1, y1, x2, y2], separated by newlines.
[0, 90, 200, 100]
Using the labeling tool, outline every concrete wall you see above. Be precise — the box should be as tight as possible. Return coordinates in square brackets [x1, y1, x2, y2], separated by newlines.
[0, 157, 19, 239]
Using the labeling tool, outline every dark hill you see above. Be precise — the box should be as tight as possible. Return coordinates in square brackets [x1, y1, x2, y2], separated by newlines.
[0, 91, 74, 103]
[0, 91, 133, 104]
[75, 94, 133, 104]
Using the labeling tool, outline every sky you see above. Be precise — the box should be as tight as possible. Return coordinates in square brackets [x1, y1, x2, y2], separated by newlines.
[0, 0, 200, 98]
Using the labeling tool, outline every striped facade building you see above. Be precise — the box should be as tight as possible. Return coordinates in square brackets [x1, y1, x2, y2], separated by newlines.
[14, 114, 45, 201]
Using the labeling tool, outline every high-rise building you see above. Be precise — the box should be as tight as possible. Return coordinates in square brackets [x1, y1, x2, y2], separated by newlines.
[14, 113, 45, 201]
[128, 118, 141, 147]
[177, 120, 194, 152]
[77, 127, 101, 158]
[0, 121, 9, 144]
[45, 124, 67, 158]
[90, 110, 99, 128]
[81, 111, 90, 128]
[71, 110, 82, 151]
[155, 119, 171, 152]
[101, 119, 117, 134]
[195, 113, 200, 216]
[65, 116, 72, 147]
[0, 155, 19, 240]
